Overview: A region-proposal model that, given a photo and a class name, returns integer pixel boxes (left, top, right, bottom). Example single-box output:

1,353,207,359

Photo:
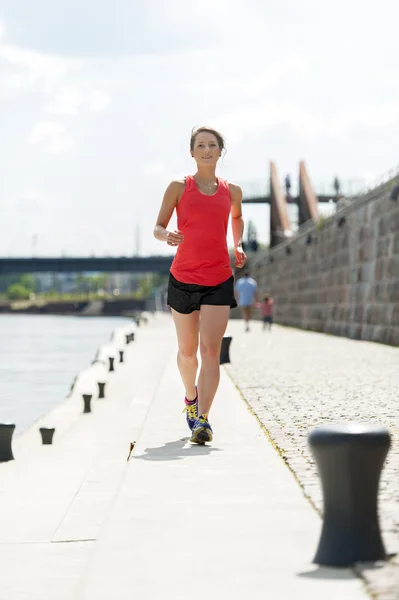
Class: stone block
375,259,384,281
389,212,399,233
391,305,399,327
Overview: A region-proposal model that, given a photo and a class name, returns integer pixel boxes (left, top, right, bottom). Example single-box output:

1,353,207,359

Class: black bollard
39,427,55,445
109,357,115,372
83,394,92,413
0,423,15,462
220,336,232,364
119,350,124,363
308,423,391,566
125,334,130,345
98,381,106,399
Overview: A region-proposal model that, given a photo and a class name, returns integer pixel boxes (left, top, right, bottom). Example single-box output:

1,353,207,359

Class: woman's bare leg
171,308,200,400
197,305,230,416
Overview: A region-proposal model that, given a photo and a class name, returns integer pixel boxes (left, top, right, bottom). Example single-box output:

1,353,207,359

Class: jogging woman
153,126,246,444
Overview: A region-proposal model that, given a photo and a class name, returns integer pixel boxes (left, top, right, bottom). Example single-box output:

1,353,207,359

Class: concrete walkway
0,314,369,599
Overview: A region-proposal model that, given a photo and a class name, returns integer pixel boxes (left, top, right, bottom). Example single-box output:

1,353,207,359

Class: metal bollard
119,350,124,363
98,381,106,399
39,427,55,445
0,423,15,462
125,334,130,344
308,423,391,566
83,394,92,413
109,357,115,372
220,336,232,364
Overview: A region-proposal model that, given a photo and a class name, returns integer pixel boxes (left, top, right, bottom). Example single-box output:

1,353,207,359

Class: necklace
195,177,218,191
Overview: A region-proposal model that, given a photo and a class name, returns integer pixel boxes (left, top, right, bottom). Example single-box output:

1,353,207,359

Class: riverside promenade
0,313,394,599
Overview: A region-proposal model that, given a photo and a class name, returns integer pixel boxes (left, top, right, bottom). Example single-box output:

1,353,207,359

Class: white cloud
20,192,42,203
0,44,77,94
143,162,168,178
0,37,109,119
88,89,110,112
48,86,110,115
211,99,399,146
29,121,74,153
48,86,83,115
17,193,50,214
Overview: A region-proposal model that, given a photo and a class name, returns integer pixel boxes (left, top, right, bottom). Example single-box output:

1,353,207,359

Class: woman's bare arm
229,183,247,268
154,180,185,246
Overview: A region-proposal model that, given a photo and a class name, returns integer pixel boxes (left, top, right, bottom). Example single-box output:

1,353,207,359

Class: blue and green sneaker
190,414,213,444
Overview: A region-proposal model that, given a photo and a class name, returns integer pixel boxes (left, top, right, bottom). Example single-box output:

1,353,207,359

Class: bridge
0,256,174,275
241,160,349,247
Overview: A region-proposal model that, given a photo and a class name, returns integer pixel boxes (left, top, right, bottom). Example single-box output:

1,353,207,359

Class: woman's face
191,132,221,168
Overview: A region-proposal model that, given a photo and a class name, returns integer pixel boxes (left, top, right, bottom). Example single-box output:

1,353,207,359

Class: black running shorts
167,273,237,314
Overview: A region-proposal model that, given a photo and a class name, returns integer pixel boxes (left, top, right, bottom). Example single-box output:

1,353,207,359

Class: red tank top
170,175,233,286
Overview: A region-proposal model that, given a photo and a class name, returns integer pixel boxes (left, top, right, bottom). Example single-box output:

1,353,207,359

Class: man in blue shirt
235,273,258,332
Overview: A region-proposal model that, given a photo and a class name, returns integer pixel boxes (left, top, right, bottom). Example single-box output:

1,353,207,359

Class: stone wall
250,181,399,346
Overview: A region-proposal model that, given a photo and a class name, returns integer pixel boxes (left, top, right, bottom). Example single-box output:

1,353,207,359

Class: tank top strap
217,177,230,194
184,175,195,192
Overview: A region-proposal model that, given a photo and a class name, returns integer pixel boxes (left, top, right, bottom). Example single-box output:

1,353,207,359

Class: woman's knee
178,344,198,361
199,340,221,361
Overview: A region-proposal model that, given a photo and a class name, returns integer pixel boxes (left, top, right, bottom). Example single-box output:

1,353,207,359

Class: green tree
135,274,154,299
7,283,31,300
90,274,107,291
20,274,36,292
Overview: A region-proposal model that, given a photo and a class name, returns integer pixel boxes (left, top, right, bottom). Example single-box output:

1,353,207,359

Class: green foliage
0,273,36,294
135,275,153,299
134,274,168,299
316,214,334,231
19,274,36,291
7,283,31,300
74,273,107,294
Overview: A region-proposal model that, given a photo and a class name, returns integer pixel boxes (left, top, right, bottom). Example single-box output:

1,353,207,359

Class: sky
0,0,398,257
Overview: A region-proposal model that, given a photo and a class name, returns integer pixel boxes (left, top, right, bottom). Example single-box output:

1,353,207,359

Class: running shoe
190,414,213,444
182,386,198,431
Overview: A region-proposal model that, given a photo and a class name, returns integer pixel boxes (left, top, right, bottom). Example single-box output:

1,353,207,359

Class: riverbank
0,297,149,317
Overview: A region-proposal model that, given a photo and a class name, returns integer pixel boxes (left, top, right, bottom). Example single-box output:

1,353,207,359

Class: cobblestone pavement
225,320,399,600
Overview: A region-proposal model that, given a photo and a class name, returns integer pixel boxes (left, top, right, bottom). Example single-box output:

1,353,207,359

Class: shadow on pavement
133,437,223,461
297,566,360,580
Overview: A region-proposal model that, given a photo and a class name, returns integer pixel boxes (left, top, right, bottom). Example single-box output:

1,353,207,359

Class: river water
0,314,130,435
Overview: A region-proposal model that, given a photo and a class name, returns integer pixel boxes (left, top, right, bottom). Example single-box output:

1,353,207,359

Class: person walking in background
153,125,247,445
261,294,274,331
235,272,258,332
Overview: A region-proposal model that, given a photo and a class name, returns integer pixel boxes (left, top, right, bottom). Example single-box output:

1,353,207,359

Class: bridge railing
240,180,270,199
241,177,369,201
250,162,399,263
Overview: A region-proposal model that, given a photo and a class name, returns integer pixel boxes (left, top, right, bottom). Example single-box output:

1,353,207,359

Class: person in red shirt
153,126,247,444
261,294,274,331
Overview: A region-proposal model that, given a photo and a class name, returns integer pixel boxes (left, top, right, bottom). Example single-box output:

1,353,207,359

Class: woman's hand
234,244,247,268
166,230,184,246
